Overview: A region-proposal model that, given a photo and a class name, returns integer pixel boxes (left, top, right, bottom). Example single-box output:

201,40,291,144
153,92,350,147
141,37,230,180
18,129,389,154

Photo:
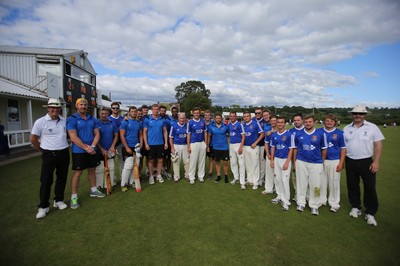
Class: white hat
349,105,368,114
43,98,62,108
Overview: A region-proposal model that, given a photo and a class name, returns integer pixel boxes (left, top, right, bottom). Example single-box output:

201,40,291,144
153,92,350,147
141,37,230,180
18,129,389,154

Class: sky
0,0,399,109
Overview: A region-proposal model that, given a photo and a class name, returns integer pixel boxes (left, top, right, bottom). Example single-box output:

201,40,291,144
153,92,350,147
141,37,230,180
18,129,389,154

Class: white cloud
0,0,399,107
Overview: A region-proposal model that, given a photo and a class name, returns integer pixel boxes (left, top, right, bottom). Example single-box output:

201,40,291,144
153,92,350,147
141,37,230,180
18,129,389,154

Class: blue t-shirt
169,123,187,145
143,116,166,145
67,112,98,153
108,115,124,128
322,128,346,160
97,119,118,150
120,119,142,147
227,121,245,144
208,123,229,151
293,128,327,164
253,117,267,146
270,130,293,159
187,118,207,143
243,120,263,146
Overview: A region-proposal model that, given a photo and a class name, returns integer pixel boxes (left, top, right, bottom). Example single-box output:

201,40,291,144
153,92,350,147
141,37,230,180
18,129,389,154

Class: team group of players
32,98,384,227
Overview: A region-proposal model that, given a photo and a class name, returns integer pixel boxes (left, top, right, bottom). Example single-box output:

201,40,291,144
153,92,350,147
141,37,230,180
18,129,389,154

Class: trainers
199,178,204,183
149,176,155,185
230,179,238,185
330,207,339,213
261,190,272,195
296,205,305,212
121,186,128,192
70,198,80,209
53,200,67,210
240,184,246,190
349,208,362,218
271,197,281,204
365,214,377,227
282,204,289,211
190,180,195,185
90,189,105,198
214,176,221,183
174,177,180,182
252,185,258,190
157,175,164,183
36,207,49,219
311,208,319,216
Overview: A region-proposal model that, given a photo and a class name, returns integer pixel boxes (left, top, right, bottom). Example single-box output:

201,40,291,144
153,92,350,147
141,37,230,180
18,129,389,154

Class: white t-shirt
31,114,69,150
343,120,384,160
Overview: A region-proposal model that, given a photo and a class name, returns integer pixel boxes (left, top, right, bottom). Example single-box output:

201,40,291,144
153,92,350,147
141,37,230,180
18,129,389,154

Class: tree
175,80,212,113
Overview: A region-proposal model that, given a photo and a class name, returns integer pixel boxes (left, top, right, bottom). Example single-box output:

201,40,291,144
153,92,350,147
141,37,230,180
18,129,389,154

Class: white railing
4,130,32,148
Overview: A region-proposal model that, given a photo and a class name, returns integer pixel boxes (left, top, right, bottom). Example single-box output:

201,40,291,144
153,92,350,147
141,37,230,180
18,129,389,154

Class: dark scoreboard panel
64,76,96,107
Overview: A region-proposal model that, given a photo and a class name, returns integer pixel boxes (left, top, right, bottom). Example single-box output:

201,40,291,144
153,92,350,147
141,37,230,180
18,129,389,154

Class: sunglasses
111,107,120,110
255,112,261,115
352,113,365,116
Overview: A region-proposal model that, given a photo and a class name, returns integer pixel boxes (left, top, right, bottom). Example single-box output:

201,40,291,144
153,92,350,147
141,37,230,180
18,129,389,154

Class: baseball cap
75,98,88,106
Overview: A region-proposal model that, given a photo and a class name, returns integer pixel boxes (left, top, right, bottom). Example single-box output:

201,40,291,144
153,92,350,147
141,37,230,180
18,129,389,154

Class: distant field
0,126,399,265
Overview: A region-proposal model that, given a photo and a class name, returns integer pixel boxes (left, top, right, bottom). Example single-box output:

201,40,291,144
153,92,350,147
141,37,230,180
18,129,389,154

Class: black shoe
215,176,221,183
224,176,229,183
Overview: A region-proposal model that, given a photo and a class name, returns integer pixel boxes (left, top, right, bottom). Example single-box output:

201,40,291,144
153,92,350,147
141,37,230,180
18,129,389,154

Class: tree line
175,80,399,125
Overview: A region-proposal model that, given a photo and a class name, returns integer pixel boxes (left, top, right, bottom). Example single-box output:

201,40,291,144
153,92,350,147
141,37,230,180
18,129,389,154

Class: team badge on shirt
312,135,317,141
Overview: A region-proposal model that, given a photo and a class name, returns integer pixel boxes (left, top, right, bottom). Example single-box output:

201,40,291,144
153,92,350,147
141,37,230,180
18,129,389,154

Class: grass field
0,126,399,265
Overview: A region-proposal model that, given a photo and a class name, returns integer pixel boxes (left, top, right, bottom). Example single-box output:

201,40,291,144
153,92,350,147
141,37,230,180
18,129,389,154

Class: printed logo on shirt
332,134,337,140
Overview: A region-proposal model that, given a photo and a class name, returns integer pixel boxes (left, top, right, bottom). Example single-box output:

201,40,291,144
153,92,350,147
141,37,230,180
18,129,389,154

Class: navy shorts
213,149,229,162
148,145,165,159
72,153,99,170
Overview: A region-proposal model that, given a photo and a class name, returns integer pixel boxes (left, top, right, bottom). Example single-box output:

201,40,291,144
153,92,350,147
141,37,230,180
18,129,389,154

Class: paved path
0,152,41,167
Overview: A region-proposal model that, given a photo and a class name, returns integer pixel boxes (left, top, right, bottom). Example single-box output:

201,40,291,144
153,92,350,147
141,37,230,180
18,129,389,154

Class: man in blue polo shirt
120,106,143,192
143,104,168,184
243,111,264,190
270,116,294,211
108,102,124,184
227,112,246,189
187,107,207,184
95,107,118,192
169,113,189,182
67,98,104,209
207,113,230,183
292,114,327,215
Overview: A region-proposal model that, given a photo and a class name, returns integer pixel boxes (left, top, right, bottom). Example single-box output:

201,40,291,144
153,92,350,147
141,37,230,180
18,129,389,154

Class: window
37,57,61,76
65,62,95,85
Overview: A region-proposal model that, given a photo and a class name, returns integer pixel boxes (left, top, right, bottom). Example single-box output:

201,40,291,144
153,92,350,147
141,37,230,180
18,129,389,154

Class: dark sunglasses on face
255,112,261,115
352,113,365,116
111,107,120,110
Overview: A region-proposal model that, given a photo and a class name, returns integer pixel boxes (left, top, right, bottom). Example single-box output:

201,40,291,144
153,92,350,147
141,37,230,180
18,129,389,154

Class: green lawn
0,126,399,265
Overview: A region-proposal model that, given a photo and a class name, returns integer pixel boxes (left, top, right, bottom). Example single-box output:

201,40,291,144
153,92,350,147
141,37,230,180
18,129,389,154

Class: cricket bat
104,155,112,195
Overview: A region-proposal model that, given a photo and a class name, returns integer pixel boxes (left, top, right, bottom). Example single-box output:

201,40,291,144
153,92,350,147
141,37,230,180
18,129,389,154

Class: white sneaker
53,200,67,210
311,208,319,216
36,207,49,219
282,204,289,211
230,179,238,185
252,185,258,190
149,176,155,185
261,190,272,195
365,214,377,226
190,180,195,185
349,208,361,218
271,197,281,204
240,184,246,190
330,206,339,213
157,175,164,183
296,205,305,212
199,178,204,183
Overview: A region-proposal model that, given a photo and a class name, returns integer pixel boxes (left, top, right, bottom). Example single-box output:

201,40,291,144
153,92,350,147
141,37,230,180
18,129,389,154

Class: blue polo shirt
208,123,229,151
227,121,245,144
169,123,187,145
143,115,166,145
97,119,118,150
187,118,207,143
120,119,142,147
270,130,293,159
108,115,124,128
67,112,98,153
293,128,327,163
322,127,346,160
243,120,263,146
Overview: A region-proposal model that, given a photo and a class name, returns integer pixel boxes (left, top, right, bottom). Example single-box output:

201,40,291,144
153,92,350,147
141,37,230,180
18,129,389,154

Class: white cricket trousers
243,146,259,185
264,155,274,192
322,159,341,209
274,158,292,205
95,158,115,188
258,146,266,184
172,144,189,180
229,143,245,185
188,141,206,181
295,160,323,209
